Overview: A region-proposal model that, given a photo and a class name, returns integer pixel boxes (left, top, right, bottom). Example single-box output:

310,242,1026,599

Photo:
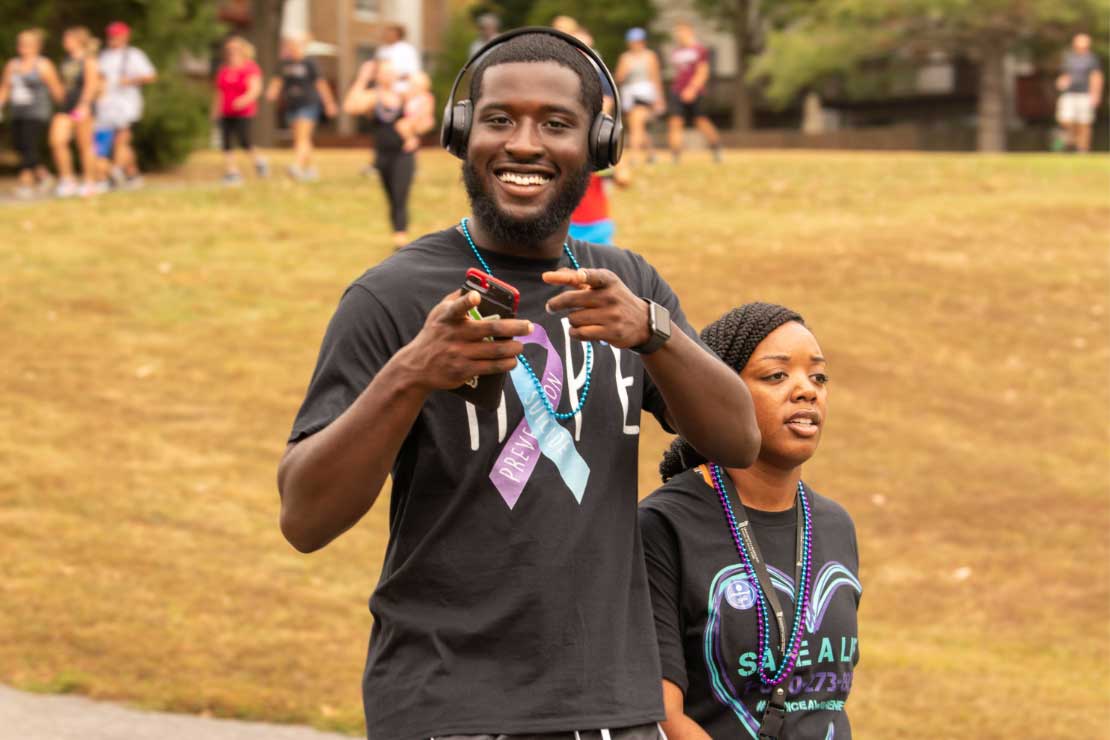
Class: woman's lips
785,419,820,438
784,410,820,438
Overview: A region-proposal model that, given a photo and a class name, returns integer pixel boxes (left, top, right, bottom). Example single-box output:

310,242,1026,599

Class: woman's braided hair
659,302,805,482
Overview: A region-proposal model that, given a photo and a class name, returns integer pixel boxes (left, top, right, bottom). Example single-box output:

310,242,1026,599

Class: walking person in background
0,28,63,199
212,35,268,185
266,35,337,182
667,21,721,164
641,303,861,740
375,24,421,91
98,21,157,188
50,26,100,198
1056,32,1103,154
568,168,627,246
344,60,433,248
616,27,664,166
468,13,501,59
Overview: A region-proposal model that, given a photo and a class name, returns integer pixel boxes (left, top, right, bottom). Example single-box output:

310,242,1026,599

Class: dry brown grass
1,149,1107,737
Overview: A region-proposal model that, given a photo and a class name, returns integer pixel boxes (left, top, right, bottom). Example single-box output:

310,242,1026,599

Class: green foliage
464,0,656,68
751,0,1110,106
524,0,655,65
0,0,220,67
431,5,477,127
132,77,210,170
0,0,223,170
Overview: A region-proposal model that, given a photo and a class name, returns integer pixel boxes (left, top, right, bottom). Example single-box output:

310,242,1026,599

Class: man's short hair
468,32,603,121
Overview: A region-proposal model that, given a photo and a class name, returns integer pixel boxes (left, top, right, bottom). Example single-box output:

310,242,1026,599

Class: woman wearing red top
212,36,268,184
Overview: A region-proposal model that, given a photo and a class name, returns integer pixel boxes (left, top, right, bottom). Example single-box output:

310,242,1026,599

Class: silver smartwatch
631,299,672,355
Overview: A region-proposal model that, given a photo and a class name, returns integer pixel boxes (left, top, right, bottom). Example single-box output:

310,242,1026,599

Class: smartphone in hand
451,268,521,410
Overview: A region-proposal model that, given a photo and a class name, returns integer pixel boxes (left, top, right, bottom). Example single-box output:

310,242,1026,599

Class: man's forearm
277,348,429,552
643,329,760,468
660,715,712,740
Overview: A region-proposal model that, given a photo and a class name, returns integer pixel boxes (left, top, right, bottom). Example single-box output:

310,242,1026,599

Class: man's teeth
497,172,551,185
789,418,814,425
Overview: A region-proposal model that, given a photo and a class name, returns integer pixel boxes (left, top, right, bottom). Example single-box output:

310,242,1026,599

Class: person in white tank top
615,28,664,166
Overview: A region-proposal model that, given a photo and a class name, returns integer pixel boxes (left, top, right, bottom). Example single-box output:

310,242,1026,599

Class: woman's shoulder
640,468,715,519
803,484,856,531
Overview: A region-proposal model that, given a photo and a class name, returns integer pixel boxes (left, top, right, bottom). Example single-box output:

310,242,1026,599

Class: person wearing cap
616,28,664,166
97,21,157,187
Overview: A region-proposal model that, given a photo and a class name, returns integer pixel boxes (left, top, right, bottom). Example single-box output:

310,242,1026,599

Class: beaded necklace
708,462,813,687
459,216,593,421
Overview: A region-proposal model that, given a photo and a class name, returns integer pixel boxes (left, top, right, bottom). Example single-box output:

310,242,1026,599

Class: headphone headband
441,26,623,170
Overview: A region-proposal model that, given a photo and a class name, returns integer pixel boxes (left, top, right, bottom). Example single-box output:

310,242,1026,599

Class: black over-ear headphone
440,26,623,171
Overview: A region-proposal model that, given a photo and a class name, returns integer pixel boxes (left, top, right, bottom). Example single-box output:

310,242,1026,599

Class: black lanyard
718,472,804,656
716,473,804,740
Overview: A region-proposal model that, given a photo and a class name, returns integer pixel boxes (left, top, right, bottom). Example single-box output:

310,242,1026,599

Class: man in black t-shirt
279,31,760,740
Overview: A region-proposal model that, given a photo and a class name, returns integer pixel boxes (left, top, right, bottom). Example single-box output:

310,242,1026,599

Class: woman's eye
812,373,830,384
762,372,787,382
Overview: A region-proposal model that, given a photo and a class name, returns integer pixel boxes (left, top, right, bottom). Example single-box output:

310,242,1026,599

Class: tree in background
524,0,655,67
751,0,1110,151
247,0,283,147
461,0,655,70
0,0,223,169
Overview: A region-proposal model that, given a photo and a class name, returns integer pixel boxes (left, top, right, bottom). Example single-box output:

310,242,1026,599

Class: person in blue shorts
265,34,337,182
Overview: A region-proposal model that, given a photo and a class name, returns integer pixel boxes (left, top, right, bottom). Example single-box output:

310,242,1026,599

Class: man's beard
463,158,592,248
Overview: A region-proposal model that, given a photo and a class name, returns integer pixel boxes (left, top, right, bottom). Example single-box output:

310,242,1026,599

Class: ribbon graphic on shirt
489,323,590,508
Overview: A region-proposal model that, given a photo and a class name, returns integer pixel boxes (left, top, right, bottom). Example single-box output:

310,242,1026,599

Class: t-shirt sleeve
288,284,404,443
637,256,703,431
246,60,261,81
133,48,156,78
639,505,689,693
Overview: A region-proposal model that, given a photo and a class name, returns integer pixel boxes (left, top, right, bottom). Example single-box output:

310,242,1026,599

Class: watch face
655,302,672,339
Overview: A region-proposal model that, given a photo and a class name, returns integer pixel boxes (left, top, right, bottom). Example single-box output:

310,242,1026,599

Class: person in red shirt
568,167,632,246
667,21,721,163
211,35,268,184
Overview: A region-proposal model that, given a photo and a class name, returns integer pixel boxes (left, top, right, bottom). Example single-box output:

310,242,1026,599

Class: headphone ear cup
439,101,454,152
608,114,624,168
590,114,614,171
446,100,472,159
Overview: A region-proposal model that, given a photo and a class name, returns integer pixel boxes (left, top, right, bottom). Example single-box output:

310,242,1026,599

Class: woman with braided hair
639,303,861,739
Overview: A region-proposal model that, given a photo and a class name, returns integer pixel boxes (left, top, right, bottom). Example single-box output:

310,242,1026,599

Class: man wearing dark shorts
278,29,760,740
667,21,721,163
1055,32,1103,153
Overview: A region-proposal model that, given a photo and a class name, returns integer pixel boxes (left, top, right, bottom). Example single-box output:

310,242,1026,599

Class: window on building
354,0,381,21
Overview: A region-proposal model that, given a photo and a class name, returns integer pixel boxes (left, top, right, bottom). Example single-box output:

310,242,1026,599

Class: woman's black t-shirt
280,57,319,108
369,99,404,152
639,467,861,739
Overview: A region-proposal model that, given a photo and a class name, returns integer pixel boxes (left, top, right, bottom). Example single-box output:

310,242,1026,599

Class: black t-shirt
639,468,861,739
369,100,404,152
281,57,319,108
289,226,698,740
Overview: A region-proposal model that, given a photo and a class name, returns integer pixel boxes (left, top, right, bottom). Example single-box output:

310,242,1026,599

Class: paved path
0,686,354,740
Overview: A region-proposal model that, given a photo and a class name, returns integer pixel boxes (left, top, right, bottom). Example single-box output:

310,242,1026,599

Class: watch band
631,299,672,355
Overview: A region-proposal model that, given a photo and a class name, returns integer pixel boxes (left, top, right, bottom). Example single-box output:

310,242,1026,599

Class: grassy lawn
1,148,1107,737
